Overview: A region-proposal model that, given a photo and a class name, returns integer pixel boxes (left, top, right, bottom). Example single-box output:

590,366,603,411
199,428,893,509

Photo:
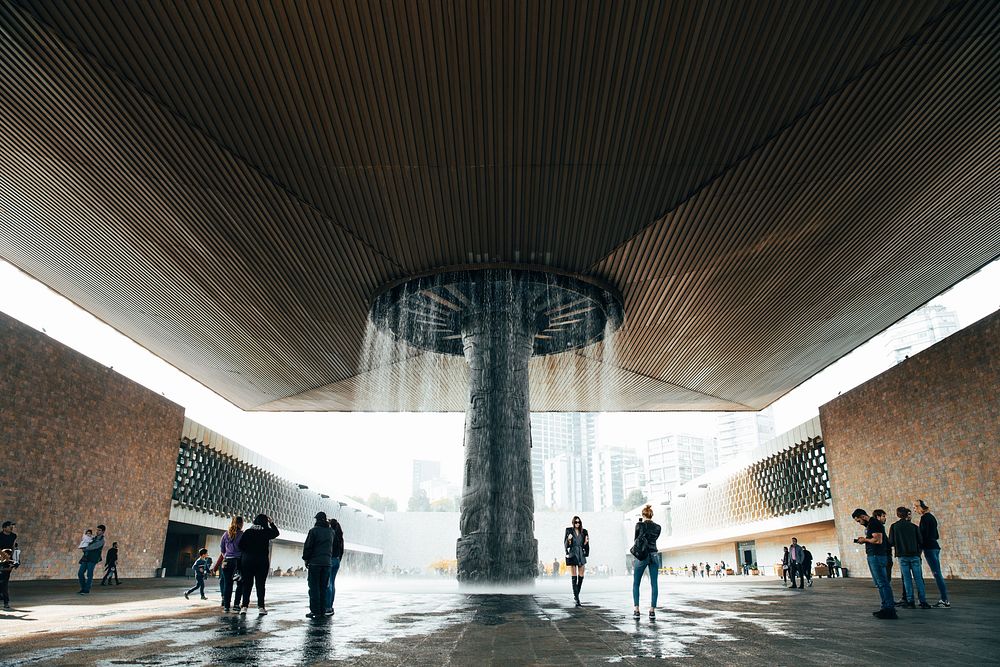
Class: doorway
736,540,757,573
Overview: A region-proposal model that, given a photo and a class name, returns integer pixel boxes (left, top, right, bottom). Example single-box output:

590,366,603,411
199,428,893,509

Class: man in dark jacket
325,518,345,615
801,547,814,587
77,525,105,595
101,542,120,585
889,507,930,608
303,512,333,618
915,499,950,608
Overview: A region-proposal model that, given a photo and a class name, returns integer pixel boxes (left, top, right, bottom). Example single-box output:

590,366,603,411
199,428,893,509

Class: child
1,548,19,610
184,548,212,600
78,529,94,550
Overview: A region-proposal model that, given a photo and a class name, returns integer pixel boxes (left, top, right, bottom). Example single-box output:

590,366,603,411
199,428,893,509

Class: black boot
576,576,584,605
571,575,578,601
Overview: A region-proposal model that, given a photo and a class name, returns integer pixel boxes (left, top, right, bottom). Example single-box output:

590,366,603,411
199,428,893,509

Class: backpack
630,525,650,561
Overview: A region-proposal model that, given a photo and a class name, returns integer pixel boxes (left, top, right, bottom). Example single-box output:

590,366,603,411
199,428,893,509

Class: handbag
630,525,650,561
565,553,579,566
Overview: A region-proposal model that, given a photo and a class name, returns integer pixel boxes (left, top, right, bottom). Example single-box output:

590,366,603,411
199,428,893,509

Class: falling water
361,268,622,583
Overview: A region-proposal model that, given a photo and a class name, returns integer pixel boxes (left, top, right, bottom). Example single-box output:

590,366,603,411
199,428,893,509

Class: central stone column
456,285,538,583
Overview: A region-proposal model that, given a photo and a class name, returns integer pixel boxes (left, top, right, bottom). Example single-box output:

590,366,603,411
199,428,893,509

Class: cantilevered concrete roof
1,0,998,411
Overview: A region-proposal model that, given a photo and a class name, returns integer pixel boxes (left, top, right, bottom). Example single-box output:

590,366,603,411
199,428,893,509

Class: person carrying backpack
631,504,662,620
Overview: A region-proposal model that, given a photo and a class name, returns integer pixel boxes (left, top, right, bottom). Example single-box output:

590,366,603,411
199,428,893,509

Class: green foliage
618,488,647,511
407,489,432,512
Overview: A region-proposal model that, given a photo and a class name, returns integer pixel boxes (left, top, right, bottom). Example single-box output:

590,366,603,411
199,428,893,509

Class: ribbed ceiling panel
1,0,997,411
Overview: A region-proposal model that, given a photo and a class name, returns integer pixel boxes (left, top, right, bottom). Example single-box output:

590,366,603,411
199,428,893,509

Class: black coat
330,520,345,559
564,527,590,557
239,523,279,559
303,521,333,566
635,521,661,553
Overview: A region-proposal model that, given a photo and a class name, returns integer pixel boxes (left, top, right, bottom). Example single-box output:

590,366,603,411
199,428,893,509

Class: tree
618,489,647,511
348,493,398,513
430,497,457,512
407,489,432,512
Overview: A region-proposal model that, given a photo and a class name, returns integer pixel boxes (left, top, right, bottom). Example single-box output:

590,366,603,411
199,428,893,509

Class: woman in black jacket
564,516,589,607
632,504,662,619
237,514,279,615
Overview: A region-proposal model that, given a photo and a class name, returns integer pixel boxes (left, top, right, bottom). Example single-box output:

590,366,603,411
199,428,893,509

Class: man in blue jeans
888,507,931,609
325,518,344,615
852,509,896,619
77,524,106,595
915,499,951,608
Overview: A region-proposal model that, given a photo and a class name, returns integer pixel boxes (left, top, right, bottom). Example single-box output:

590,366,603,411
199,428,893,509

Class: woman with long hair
632,504,662,619
564,515,589,607
236,514,279,615
213,515,243,613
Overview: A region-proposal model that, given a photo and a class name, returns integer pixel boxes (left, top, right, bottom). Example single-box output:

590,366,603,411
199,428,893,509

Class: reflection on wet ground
2,577,998,665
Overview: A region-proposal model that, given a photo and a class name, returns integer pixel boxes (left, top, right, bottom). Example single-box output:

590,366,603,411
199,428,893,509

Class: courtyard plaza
1,575,997,665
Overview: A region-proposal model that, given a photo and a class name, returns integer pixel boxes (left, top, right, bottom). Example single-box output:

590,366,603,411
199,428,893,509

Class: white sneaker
258,607,268,615
239,606,247,615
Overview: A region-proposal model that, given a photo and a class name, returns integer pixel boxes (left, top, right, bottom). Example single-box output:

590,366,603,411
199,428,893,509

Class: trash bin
154,567,167,578
841,567,849,578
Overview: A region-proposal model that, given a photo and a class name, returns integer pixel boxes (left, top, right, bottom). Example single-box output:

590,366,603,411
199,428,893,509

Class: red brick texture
0,312,185,579
820,309,1000,580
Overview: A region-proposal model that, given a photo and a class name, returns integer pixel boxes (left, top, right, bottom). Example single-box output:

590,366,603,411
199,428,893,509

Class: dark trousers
1,571,10,605
308,565,330,615
186,575,206,597
789,563,804,587
239,556,269,609
102,563,119,585
221,558,241,609
782,564,789,582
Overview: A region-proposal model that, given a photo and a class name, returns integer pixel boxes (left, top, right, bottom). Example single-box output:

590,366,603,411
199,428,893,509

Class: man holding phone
852,508,897,619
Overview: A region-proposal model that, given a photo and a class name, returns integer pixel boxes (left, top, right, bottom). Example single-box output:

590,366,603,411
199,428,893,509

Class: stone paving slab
1,576,998,665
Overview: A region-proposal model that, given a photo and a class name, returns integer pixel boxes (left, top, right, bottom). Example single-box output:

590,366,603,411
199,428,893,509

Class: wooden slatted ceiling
0,0,997,412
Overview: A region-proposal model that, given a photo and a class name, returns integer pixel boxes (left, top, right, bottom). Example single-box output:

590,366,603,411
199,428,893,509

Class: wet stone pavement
1,577,998,665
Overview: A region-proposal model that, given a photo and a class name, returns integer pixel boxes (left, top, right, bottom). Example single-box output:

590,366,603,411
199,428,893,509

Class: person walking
551,557,560,578
788,538,805,589
889,507,931,609
564,516,589,607
631,504,662,620
826,553,836,578
0,548,19,610
236,514,279,615
213,516,244,613
101,542,120,585
833,555,842,577
915,499,951,608
77,524,106,595
325,518,344,615
851,508,896,619
781,546,791,586
185,548,212,600
802,546,814,587
303,512,333,619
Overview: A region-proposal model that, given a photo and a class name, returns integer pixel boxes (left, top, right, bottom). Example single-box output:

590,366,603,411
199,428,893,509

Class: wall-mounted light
320,494,330,499
297,484,309,490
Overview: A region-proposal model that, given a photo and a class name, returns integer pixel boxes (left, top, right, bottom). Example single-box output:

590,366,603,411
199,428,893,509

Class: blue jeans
866,554,893,610
325,557,341,609
897,556,926,604
78,561,98,592
632,553,660,607
922,549,949,602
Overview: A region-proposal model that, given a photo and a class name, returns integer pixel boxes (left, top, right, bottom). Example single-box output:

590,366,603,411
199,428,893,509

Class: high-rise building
591,445,643,511
885,304,960,364
715,408,775,466
530,413,597,511
645,433,717,498
412,459,441,497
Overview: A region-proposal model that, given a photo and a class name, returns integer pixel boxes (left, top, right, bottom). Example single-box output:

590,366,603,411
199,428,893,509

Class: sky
2,258,998,507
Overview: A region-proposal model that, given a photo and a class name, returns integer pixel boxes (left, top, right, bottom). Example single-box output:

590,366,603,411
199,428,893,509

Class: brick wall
820,308,1000,580
0,312,185,579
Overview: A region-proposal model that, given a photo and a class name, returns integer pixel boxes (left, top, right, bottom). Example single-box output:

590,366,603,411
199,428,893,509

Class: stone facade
821,309,1000,580
0,312,184,579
